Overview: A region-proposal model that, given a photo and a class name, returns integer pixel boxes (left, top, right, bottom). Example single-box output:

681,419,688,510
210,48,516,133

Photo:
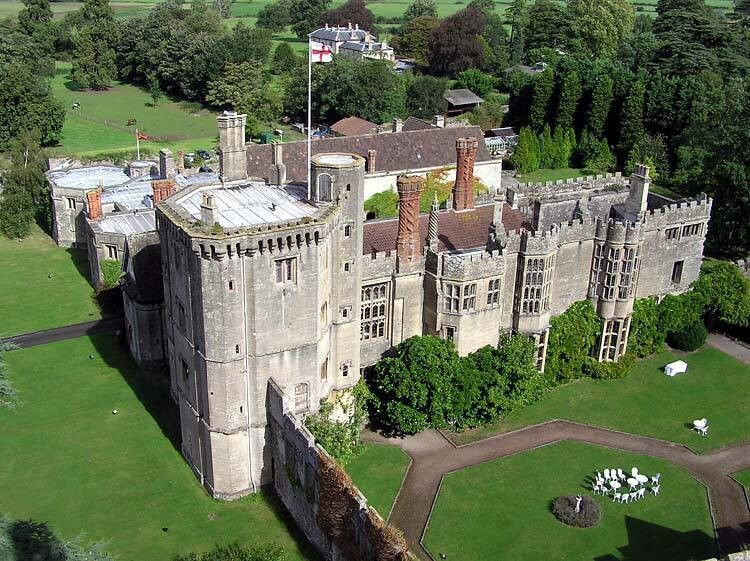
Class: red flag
136,132,150,141
310,41,333,63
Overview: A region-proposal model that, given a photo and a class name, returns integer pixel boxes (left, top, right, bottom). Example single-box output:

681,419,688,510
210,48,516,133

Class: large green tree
405,74,448,119
71,0,119,89
393,15,439,64
0,131,51,239
528,67,554,132
568,0,635,58
554,66,582,131
525,0,571,53
618,78,646,159
403,0,438,20
427,8,486,76
586,72,613,137
0,63,64,149
319,0,374,31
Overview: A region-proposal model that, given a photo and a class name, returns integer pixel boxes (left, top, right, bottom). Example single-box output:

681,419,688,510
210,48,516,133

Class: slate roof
362,203,529,254
444,89,484,107
340,41,392,53
402,117,434,132
246,126,492,183
309,26,369,42
330,116,378,137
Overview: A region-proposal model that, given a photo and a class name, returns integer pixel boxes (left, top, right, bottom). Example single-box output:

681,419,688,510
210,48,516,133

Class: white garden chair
613,493,621,503
651,484,660,496
637,488,646,500
617,468,626,481
631,467,639,477
651,473,661,485
604,468,611,481
621,493,630,504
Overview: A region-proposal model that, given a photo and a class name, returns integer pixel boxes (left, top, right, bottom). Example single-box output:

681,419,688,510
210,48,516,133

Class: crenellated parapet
362,248,398,281
441,249,504,281
505,216,593,254
507,172,628,207
643,193,712,230
594,217,645,245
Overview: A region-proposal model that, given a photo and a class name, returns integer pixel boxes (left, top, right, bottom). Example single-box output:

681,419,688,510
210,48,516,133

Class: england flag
310,41,333,63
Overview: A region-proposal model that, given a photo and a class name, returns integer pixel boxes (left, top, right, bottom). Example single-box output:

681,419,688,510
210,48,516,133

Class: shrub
629,298,665,357
545,300,601,384
552,495,601,528
173,542,287,561
584,352,635,380
667,322,707,351
100,259,123,290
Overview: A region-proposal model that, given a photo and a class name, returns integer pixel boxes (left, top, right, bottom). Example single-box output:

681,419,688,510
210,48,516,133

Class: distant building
444,89,484,116
309,24,394,61
485,127,519,156
330,116,378,137
504,62,549,76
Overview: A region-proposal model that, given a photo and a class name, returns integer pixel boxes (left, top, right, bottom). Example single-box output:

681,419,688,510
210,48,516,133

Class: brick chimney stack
453,137,478,211
367,149,377,173
151,178,177,204
396,175,424,268
87,188,103,221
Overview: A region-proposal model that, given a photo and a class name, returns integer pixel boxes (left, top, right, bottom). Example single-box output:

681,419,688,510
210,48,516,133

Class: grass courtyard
450,348,750,454
0,335,317,561
346,443,411,519
0,224,100,337
733,469,750,492
424,440,717,561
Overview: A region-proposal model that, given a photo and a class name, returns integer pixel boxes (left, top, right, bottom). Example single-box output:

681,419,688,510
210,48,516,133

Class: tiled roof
362,203,529,254
246,126,492,183
402,116,434,132
330,116,377,137
310,26,369,42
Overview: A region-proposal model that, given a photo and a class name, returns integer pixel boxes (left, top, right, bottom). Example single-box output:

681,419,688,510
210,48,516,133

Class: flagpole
135,128,141,160
307,37,312,201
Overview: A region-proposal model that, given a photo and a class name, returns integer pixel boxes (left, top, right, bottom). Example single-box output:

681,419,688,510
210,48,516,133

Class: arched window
318,174,332,202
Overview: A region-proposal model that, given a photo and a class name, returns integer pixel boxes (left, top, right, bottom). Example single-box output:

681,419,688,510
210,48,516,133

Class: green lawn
517,167,589,184
733,469,750,492
50,62,220,157
346,443,411,519
451,348,750,454
0,335,317,561
424,441,717,561
0,224,101,337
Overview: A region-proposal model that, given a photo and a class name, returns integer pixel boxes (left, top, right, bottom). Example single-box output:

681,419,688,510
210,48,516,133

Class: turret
625,164,650,216
217,111,248,182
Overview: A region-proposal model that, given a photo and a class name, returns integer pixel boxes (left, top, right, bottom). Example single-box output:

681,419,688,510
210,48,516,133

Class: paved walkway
365,421,750,560
708,333,750,363
1,316,123,349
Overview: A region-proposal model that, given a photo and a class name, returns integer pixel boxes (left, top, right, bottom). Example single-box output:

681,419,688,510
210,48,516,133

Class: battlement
441,249,504,280
509,172,626,200
505,216,593,253
594,216,644,244
644,193,712,228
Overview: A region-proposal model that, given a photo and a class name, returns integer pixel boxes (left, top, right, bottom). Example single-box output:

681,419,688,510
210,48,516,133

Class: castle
47,112,711,500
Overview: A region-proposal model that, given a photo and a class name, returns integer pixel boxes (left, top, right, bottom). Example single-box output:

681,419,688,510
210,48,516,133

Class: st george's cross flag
310,41,333,63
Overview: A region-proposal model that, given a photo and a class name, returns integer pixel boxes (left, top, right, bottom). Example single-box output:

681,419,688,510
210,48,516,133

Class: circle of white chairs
591,467,661,504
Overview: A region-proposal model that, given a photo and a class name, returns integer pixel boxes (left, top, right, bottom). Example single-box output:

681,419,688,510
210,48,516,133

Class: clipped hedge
552,495,601,528
667,322,707,351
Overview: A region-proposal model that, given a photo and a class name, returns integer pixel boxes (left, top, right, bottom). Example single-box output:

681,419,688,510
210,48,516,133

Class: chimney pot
367,149,377,173
433,114,445,128
392,118,403,133
151,179,177,204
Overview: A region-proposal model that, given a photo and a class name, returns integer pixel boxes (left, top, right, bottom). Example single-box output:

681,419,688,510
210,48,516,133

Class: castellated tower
217,111,248,182
156,152,365,499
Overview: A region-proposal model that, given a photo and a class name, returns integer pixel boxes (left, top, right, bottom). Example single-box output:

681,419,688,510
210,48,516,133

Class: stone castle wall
267,379,412,561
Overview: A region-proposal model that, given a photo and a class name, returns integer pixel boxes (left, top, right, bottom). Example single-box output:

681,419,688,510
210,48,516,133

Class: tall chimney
151,179,176,204
201,192,217,226
87,188,103,221
392,118,403,133
396,175,424,269
159,148,175,179
433,115,445,128
367,149,377,173
453,137,478,211
625,164,650,216
270,141,286,186
217,111,248,182
176,150,185,173
427,192,439,252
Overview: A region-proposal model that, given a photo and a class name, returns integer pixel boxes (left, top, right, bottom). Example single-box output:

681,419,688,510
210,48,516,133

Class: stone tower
217,111,248,182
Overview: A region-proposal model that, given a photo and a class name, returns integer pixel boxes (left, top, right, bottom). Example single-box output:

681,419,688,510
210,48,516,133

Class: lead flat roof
97,210,156,236
174,182,317,229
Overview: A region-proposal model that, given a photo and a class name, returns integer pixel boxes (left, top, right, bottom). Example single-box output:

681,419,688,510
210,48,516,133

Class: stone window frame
462,283,477,311
66,197,77,210
487,278,501,306
294,382,309,412
681,223,702,237
665,227,680,240
361,282,390,341
672,260,684,284
340,305,352,320
105,244,119,260
317,173,333,202
444,325,456,341
444,282,461,313
275,256,297,284
521,255,554,315
599,317,630,362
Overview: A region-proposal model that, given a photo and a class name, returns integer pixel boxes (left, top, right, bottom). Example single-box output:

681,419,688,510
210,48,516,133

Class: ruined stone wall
267,379,412,561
